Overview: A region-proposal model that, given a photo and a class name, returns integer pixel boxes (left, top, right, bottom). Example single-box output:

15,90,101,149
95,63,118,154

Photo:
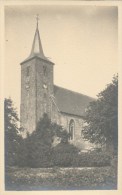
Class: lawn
5,164,117,191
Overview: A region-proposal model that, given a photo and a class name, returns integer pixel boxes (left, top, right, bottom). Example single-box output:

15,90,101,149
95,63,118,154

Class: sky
5,5,118,115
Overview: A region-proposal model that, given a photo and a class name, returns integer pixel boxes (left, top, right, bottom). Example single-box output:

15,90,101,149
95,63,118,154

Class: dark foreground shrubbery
17,114,71,168
17,137,53,168
72,151,111,167
51,143,111,167
17,139,111,168
12,114,112,168
52,142,79,167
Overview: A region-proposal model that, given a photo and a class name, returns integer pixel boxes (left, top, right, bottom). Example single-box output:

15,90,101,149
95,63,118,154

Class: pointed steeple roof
30,26,44,56
29,20,47,59
21,16,53,64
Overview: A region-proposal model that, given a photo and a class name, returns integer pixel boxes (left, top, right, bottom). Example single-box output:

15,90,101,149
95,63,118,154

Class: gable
54,85,95,117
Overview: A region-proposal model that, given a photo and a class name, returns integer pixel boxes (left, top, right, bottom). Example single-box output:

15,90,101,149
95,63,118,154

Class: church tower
20,17,54,135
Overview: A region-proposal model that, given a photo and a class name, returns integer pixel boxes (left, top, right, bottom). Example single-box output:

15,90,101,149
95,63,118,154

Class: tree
82,75,118,155
4,98,22,166
18,114,70,167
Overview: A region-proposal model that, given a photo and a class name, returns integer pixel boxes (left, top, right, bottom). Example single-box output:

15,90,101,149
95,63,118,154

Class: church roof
21,21,53,65
54,85,95,117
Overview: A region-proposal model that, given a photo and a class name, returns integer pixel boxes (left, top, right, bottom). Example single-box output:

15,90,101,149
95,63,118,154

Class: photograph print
4,4,118,191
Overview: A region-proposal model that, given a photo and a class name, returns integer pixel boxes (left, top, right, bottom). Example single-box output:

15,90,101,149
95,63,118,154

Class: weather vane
36,14,39,28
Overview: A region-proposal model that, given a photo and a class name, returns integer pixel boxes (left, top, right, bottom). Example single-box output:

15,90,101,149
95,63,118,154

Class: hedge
52,144,111,167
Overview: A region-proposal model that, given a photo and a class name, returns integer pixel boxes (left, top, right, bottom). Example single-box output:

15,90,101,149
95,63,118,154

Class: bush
51,142,111,167
16,113,112,168
72,151,111,167
16,138,29,167
28,143,53,168
17,114,69,168
17,132,53,168
52,142,79,167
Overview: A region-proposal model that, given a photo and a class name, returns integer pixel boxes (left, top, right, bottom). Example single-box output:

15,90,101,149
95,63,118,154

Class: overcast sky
5,5,118,114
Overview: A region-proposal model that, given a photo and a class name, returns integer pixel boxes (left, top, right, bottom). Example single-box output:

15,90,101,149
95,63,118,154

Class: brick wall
20,57,54,136
51,111,91,150
20,58,37,135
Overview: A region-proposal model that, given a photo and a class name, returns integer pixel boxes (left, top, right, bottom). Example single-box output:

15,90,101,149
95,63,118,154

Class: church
20,20,94,148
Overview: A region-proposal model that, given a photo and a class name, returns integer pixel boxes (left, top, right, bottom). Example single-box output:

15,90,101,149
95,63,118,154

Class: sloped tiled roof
54,85,94,117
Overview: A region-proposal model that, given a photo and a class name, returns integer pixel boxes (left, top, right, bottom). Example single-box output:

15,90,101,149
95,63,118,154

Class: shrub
52,142,79,167
17,132,53,168
17,114,69,168
72,151,111,167
51,142,111,167
16,138,29,167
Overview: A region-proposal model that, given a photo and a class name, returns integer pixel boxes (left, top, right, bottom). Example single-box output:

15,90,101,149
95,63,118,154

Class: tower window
26,66,30,77
69,119,75,140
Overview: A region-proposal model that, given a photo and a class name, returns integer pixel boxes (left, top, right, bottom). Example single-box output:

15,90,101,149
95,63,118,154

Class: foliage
52,142,79,167
34,113,69,145
17,114,69,168
5,166,117,190
4,98,19,131
82,75,118,154
16,136,30,167
52,142,111,167
56,129,69,143
72,151,111,167
20,134,53,168
4,98,22,166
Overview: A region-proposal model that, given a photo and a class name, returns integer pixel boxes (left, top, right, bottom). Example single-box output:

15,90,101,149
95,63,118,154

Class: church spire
36,14,39,29
30,14,45,59
21,15,54,64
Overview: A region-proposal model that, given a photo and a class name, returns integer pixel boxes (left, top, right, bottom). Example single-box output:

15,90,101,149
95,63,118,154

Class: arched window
69,119,75,140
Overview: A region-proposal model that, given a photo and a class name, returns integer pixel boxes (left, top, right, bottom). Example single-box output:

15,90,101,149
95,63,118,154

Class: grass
5,163,117,191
